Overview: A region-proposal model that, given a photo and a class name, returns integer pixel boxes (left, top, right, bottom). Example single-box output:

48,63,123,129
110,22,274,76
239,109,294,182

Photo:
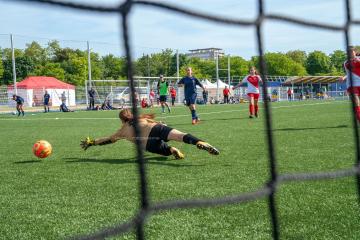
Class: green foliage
102,54,126,79
286,50,307,66
0,40,349,86
306,51,332,75
252,52,307,76
330,50,346,74
24,41,46,65
32,62,65,80
61,53,87,85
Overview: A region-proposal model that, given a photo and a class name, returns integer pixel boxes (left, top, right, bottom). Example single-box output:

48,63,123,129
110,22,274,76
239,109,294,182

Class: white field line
0,101,346,121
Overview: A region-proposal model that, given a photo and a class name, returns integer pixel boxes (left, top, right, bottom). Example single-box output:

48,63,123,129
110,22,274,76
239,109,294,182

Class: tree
32,62,65,80
252,52,307,76
61,52,87,85
330,50,346,74
102,54,126,79
286,50,307,66
25,41,46,65
306,51,332,75
2,55,35,84
89,52,104,80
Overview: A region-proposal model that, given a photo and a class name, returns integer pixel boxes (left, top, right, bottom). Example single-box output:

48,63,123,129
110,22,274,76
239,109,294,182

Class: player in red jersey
233,67,263,118
340,46,360,122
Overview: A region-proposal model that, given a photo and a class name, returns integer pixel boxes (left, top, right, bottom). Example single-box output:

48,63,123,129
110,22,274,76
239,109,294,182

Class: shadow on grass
14,160,42,164
272,124,349,132
64,156,204,167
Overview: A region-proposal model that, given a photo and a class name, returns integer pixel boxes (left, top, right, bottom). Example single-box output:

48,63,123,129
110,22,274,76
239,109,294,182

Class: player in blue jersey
178,67,205,125
43,90,50,113
12,94,25,116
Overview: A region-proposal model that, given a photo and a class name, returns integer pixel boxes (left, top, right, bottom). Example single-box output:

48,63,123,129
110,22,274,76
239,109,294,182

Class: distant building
186,48,225,60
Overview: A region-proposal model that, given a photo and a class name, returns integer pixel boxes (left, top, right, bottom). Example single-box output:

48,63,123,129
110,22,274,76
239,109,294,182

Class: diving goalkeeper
80,108,219,159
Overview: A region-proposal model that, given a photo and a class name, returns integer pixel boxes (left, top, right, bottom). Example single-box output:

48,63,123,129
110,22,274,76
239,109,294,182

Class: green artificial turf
0,100,359,239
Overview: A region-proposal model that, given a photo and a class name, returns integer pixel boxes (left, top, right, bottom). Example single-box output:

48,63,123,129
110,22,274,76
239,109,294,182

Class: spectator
223,86,230,104
149,89,155,107
170,86,176,106
60,102,74,112
202,88,208,104
88,87,96,110
141,98,150,108
43,90,50,113
287,88,292,101
61,91,67,103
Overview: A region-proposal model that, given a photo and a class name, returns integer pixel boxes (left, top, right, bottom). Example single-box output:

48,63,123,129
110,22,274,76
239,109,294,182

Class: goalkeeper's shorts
146,124,173,156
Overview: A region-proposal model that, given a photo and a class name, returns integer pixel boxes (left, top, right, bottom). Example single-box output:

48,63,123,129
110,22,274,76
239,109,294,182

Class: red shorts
347,87,360,96
247,93,260,100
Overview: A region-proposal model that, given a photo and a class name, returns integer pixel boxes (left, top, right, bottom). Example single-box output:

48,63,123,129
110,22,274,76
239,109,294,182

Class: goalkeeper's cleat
171,147,184,159
196,141,220,155
80,137,95,150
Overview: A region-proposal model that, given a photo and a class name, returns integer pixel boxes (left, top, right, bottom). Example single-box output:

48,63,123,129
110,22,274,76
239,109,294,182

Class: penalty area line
0,101,339,122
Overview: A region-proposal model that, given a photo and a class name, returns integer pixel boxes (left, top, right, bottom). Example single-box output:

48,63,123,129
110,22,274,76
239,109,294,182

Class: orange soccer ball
33,140,52,158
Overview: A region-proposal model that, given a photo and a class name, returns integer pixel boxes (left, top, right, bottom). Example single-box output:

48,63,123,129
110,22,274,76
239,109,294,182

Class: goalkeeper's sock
17,110,20,116
22,110,24,116
183,134,201,145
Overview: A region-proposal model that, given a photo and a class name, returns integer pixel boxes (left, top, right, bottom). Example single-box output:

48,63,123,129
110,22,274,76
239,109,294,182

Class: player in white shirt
340,46,360,122
233,67,263,118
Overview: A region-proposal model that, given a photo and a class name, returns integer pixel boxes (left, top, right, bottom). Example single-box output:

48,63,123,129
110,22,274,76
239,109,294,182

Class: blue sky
0,0,359,59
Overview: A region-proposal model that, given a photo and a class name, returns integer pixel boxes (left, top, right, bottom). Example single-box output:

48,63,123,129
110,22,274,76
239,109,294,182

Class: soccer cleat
249,115,254,119
196,141,220,155
196,117,200,123
171,147,184,159
192,119,197,125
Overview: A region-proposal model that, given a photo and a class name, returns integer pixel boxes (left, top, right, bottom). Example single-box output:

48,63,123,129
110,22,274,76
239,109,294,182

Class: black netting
4,0,360,239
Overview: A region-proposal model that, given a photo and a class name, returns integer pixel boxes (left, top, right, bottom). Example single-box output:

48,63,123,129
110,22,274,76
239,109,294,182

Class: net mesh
4,0,360,239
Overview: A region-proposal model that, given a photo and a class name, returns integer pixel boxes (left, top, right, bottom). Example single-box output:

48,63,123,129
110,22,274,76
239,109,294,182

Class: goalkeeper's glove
80,137,95,150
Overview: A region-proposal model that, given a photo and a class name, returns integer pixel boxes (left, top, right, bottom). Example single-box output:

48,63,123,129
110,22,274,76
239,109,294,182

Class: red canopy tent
8,76,76,107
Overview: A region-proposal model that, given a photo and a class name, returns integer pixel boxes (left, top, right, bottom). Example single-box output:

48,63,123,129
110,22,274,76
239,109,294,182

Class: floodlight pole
10,34,17,95
216,54,219,102
176,49,181,104
87,41,92,87
227,55,231,87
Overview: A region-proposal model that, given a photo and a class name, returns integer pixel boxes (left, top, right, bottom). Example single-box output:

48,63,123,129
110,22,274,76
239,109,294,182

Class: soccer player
157,75,171,113
178,67,205,124
233,66,263,118
43,90,50,113
80,108,220,159
12,94,25,116
340,46,360,122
